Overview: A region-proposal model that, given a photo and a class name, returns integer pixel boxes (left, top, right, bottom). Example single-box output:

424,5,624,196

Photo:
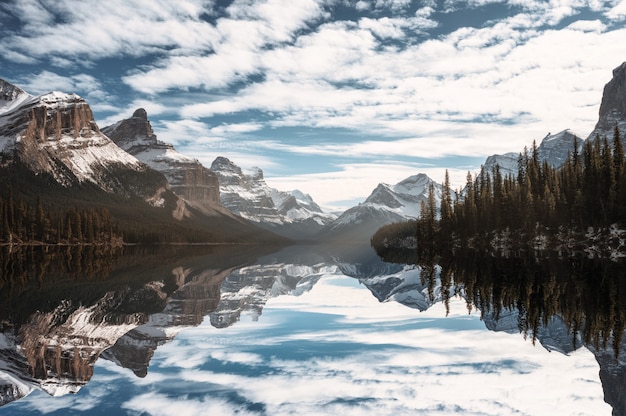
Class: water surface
0,244,617,415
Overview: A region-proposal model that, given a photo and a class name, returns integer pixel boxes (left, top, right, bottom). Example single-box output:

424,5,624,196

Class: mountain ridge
210,156,336,240
0,79,286,245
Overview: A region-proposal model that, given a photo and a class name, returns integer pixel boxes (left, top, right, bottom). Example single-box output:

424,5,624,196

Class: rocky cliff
102,109,226,217
210,156,335,239
0,84,166,201
588,62,626,142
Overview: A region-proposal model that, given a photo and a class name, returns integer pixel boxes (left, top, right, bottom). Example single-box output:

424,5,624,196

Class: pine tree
440,170,453,235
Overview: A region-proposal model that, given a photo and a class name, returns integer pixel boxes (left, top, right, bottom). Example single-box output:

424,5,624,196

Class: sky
1,0,626,211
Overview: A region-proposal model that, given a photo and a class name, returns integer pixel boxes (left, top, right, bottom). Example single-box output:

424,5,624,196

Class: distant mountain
484,129,584,177
210,156,336,240
588,61,626,143
318,173,442,242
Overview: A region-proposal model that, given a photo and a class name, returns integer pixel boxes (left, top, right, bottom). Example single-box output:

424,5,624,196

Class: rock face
102,109,222,211
0,79,26,103
0,82,166,200
588,62,626,142
318,173,442,242
210,156,335,239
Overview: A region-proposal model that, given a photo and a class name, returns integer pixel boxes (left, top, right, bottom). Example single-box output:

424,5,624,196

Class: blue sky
1,0,626,210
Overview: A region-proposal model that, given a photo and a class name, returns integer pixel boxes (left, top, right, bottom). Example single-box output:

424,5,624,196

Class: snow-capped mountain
102,109,235,219
210,156,336,239
484,129,584,177
0,81,162,200
318,173,442,242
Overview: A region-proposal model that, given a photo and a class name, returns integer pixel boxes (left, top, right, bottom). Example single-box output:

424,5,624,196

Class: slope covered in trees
372,126,626,255
0,163,288,246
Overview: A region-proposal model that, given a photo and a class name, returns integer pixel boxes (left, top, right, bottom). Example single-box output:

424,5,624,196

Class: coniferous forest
0,163,287,246
372,126,626,255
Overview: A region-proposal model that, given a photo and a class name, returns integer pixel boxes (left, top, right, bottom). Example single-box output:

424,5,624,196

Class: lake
0,244,620,415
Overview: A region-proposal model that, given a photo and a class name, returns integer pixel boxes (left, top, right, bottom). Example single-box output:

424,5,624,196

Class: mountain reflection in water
0,244,620,415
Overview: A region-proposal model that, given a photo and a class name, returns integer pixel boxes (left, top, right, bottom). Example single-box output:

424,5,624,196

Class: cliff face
101,266,234,377
588,62,626,142
0,88,167,200
102,109,222,211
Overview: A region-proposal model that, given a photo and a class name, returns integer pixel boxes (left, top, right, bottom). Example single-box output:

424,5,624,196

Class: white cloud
1,0,219,63
122,392,256,416
606,0,626,19
18,70,102,96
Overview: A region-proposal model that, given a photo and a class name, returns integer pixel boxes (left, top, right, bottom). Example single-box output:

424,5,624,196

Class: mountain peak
103,111,222,210
132,108,148,120
210,157,243,177
0,78,26,101
101,108,157,148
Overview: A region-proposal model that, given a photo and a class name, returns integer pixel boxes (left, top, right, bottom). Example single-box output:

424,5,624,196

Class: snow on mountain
0,81,165,200
319,173,442,242
0,79,30,117
102,109,236,219
484,129,584,176
210,156,336,239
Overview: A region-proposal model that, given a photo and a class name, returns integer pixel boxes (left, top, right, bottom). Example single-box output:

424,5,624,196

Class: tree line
0,190,121,245
373,126,626,251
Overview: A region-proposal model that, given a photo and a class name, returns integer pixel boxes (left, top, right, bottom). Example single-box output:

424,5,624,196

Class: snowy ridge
0,81,151,193
211,157,335,238
483,129,584,177
320,173,442,242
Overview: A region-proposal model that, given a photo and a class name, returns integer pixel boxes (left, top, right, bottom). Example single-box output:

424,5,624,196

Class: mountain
318,173,442,242
0,82,163,200
210,156,335,240
0,80,283,244
484,129,584,177
101,109,238,219
588,61,626,143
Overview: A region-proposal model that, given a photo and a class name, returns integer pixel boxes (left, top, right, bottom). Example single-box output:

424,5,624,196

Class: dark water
0,244,622,415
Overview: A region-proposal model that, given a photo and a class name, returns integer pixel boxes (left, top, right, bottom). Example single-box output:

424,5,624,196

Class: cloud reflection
116,273,609,416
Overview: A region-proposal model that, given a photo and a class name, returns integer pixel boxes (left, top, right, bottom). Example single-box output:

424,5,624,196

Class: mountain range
209,156,336,239
2,61,626,245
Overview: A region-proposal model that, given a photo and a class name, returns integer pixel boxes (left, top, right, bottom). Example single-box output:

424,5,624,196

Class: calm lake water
0,244,622,415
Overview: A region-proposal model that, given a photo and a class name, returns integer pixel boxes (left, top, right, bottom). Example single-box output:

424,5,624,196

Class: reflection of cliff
0,283,170,405
0,245,273,406
101,266,237,377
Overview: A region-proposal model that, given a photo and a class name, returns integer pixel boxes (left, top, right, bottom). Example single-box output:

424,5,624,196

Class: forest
372,126,626,254
0,162,287,246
